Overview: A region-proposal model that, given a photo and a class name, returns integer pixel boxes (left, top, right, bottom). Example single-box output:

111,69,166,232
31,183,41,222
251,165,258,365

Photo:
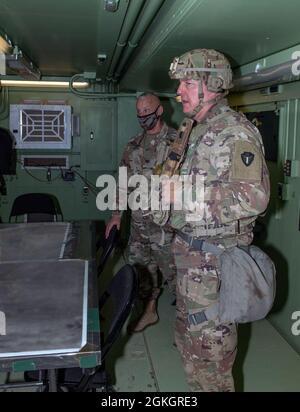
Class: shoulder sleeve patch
230,140,263,182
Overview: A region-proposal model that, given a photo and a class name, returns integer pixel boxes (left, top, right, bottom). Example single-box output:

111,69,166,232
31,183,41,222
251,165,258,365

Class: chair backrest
9,193,63,222
97,225,119,278
99,264,138,361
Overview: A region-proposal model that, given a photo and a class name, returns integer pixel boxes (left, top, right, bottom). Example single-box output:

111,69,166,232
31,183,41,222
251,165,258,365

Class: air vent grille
10,104,72,149
21,155,69,169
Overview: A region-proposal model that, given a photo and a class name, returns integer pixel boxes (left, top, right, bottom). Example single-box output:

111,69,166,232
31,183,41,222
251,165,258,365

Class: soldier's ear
157,104,163,117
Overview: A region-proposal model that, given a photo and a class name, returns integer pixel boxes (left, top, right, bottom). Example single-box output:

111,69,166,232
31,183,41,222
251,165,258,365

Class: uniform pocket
201,323,237,362
185,268,221,334
186,270,220,308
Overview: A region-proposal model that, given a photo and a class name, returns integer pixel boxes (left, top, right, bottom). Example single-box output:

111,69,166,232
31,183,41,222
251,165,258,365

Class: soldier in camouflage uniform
106,93,177,332
164,49,270,391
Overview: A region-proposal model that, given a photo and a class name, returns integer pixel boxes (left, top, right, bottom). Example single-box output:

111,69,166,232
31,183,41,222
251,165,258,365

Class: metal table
0,222,72,262
0,221,101,376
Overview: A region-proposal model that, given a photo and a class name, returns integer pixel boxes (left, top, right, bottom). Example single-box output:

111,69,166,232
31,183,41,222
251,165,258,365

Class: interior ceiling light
104,0,119,12
0,34,12,54
6,47,41,80
0,80,90,89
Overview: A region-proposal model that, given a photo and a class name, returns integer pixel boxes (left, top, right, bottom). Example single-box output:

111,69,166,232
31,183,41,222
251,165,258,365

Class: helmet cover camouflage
169,49,233,93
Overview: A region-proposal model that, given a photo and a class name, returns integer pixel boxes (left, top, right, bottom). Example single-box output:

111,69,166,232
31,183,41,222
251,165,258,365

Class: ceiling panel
0,0,129,77
0,0,299,92
122,0,300,92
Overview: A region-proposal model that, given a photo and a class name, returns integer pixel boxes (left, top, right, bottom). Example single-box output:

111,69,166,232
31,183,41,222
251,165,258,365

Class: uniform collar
196,98,229,124
144,121,168,140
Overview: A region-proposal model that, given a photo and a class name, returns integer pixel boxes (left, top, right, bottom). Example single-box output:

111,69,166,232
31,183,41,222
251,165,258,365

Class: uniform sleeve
183,130,270,225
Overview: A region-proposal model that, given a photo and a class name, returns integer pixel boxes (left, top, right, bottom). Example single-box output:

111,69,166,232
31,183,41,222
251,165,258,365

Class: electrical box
278,183,291,201
291,160,300,178
283,159,300,178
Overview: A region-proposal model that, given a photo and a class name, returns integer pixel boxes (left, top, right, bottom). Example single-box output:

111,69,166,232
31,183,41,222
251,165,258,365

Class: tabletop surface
0,259,88,358
0,221,100,373
0,223,71,262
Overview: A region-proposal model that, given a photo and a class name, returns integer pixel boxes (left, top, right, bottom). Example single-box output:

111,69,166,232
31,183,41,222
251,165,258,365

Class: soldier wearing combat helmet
164,49,270,391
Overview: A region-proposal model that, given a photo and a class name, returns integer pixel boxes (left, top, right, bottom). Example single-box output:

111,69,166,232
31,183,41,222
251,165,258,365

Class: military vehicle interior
0,0,300,392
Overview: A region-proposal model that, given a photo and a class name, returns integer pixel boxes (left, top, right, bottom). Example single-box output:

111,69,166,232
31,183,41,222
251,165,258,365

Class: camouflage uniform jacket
116,122,177,222
169,99,270,247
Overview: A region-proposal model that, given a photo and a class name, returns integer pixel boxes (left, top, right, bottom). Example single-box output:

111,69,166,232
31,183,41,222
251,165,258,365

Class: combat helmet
169,49,233,93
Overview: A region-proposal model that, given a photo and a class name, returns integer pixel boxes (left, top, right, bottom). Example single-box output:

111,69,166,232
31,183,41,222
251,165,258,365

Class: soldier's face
136,97,162,131
177,79,200,114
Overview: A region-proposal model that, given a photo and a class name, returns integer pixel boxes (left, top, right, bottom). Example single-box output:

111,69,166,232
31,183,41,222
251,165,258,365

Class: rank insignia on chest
241,151,255,167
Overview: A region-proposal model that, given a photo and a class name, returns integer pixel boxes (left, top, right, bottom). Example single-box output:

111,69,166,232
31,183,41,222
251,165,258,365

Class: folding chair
9,193,63,222
97,225,119,278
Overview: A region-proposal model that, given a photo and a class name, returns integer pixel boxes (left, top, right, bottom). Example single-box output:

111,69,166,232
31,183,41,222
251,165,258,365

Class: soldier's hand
105,215,121,239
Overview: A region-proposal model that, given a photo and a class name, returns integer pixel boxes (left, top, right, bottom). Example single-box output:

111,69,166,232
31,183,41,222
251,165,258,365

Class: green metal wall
234,97,300,355
263,99,300,355
1,89,117,222
231,43,300,354
0,90,182,223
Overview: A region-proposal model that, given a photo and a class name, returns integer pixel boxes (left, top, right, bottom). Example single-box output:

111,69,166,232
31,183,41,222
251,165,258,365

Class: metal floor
107,291,300,392
1,254,300,392
105,256,300,393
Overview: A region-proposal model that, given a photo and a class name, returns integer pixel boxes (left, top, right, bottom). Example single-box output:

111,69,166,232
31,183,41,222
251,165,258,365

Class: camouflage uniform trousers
126,216,176,301
173,235,237,392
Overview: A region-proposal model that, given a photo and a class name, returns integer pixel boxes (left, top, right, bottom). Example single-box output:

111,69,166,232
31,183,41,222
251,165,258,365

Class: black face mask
137,106,160,131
